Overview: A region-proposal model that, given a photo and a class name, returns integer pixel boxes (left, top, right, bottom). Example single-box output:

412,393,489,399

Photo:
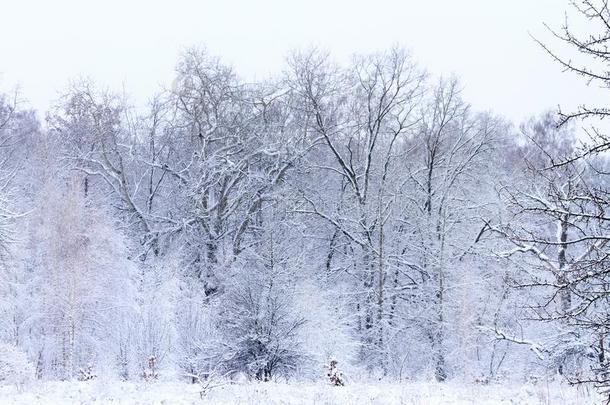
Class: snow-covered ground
0,380,601,405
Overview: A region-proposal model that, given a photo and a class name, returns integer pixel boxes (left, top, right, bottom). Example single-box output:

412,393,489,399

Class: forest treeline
0,3,610,389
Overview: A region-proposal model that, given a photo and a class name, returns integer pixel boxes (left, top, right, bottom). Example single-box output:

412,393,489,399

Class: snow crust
0,380,600,404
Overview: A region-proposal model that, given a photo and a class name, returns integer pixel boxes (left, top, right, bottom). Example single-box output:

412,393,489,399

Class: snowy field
0,380,601,405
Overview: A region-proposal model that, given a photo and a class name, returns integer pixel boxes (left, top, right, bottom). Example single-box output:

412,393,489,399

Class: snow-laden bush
220,280,306,381
0,343,34,387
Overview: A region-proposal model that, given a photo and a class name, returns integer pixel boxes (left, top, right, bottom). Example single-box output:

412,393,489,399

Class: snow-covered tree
24,174,137,379
0,342,34,387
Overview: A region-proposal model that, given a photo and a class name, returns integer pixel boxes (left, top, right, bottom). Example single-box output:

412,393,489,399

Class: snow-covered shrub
77,363,96,381
142,355,159,381
214,213,308,382
220,281,306,381
0,343,34,387
325,359,345,386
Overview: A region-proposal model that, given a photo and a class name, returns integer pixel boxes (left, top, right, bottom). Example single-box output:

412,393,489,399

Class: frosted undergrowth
0,380,600,405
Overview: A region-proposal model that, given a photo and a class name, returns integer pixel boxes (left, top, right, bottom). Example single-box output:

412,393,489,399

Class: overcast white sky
0,0,605,124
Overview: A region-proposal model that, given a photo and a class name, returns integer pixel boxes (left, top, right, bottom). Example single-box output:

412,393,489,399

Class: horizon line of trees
0,4,609,390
